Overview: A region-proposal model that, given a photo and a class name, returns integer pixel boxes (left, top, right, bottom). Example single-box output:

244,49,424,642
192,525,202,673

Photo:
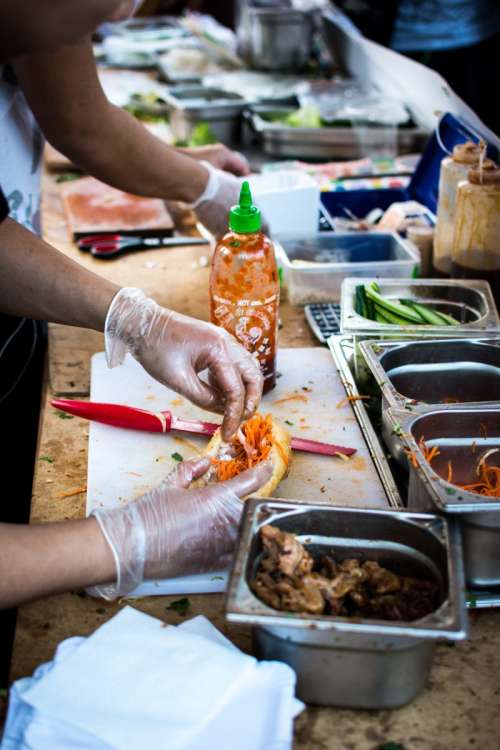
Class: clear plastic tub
274,231,420,305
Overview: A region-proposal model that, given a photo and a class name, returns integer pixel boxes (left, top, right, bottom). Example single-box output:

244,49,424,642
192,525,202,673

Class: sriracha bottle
210,181,279,393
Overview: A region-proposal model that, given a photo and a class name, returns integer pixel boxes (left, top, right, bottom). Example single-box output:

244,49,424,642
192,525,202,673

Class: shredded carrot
418,436,440,464
56,485,87,499
405,449,419,469
420,440,500,498
214,413,276,481
272,394,308,406
336,395,370,409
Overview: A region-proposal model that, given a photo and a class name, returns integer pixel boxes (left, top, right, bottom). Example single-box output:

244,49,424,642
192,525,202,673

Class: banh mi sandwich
195,413,291,498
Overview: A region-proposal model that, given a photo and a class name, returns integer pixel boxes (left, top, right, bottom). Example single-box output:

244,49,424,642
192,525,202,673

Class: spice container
451,162,500,305
433,141,487,276
386,406,500,587
226,499,467,708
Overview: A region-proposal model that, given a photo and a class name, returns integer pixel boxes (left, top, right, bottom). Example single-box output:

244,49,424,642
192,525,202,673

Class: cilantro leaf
171,452,183,462
167,597,190,615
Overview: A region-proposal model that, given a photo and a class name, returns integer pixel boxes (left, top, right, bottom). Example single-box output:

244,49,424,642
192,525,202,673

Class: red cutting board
61,176,174,237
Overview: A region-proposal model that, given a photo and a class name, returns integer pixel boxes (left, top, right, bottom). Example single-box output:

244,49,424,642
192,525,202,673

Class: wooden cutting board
86,347,390,597
61,176,174,237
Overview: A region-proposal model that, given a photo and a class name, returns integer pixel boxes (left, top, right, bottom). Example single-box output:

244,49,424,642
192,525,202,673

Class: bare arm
14,38,211,204
0,518,115,609
0,218,119,330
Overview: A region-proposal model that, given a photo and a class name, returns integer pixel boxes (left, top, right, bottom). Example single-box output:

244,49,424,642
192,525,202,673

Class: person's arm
14,38,216,203
0,518,115,609
0,218,119,330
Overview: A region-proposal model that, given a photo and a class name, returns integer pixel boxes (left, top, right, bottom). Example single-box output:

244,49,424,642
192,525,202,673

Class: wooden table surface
9,172,500,750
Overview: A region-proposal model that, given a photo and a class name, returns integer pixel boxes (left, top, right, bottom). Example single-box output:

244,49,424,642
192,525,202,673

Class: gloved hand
105,287,263,440
191,160,242,238
179,144,250,177
90,457,272,599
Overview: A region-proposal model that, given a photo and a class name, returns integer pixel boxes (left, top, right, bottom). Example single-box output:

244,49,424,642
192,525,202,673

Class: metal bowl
226,499,466,708
385,406,500,587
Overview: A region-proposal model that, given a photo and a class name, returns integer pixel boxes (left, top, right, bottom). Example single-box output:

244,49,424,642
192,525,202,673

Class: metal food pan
341,278,499,385
226,499,466,708
246,105,428,160
361,337,500,414
275,232,419,305
386,406,500,587
163,85,247,145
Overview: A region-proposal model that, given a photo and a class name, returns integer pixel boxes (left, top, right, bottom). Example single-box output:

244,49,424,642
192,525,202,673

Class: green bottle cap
229,181,261,234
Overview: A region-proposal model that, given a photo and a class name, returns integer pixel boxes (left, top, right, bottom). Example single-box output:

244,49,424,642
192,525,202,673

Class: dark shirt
0,186,9,223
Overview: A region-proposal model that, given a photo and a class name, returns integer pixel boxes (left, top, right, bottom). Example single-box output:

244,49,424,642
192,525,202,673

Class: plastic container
210,181,279,392
451,162,500,305
274,232,420,304
249,170,319,238
433,141,487,276
320,113,498,228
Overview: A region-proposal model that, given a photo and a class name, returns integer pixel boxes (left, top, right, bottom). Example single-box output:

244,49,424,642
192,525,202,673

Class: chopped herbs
285,420,294,426
167,597,190,615
55,172,82,183
39,456,54,463
171,452,183,462
379,743,406,750
57,411,74,419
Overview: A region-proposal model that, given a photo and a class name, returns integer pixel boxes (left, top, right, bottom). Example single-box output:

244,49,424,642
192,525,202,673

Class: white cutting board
87,348,389,596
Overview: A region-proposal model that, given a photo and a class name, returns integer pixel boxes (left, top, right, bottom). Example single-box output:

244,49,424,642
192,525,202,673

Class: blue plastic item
321,113,499,223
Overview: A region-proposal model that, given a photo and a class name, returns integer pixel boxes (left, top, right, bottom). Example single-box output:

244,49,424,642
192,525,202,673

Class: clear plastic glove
90,457,272,599
180,144,250,177
191,160,242,238
105,287,263,440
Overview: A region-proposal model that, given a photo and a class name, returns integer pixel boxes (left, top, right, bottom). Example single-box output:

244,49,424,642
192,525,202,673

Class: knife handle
51,399,172,433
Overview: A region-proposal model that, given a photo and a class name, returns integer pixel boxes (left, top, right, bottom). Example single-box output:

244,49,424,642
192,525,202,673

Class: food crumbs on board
284,420,294,426
171,452,183,462
56,485,87,499
39,456,54,463
167,597,190,615
334,452,350,462
127,471,143,477
320,486,326,493
302,386,312,392
170,397,183,407
272,394,308,406
336,395,370,409
57,412,74,419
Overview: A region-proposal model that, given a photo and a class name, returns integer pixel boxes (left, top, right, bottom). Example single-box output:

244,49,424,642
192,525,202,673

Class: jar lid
468,160,500,186
452,140,485,164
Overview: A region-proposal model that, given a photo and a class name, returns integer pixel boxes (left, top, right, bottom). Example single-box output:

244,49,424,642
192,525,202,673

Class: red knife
51,399,356,458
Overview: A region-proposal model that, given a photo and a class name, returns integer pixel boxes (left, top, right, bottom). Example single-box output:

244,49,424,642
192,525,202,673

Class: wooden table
9,173,500,750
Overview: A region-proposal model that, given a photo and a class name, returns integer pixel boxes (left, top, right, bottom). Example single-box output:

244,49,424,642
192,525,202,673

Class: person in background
0,0,267,682
334,0,500,135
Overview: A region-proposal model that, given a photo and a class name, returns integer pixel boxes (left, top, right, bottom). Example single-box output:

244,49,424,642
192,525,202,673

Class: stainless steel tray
226,498,467,708
163,85,247,145
385,406,500,588
328,335,402,509
361,337,500,413
246,105,429,160
330,334,500,606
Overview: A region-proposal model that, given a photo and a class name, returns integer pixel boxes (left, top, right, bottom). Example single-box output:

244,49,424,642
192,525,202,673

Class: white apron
0,64,44,233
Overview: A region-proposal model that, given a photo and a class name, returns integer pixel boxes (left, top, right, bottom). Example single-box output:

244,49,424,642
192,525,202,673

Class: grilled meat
251,525,438,622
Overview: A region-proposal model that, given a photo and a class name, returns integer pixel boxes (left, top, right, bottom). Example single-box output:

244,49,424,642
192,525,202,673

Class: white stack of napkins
1,606,303,750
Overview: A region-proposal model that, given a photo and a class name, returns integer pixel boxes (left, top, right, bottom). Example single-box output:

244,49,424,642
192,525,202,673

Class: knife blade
52,399,356,458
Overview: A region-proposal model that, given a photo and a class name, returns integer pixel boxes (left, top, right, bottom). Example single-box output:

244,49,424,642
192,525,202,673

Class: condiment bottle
433,141,486,276
451,161,500,304
210,181,279,392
